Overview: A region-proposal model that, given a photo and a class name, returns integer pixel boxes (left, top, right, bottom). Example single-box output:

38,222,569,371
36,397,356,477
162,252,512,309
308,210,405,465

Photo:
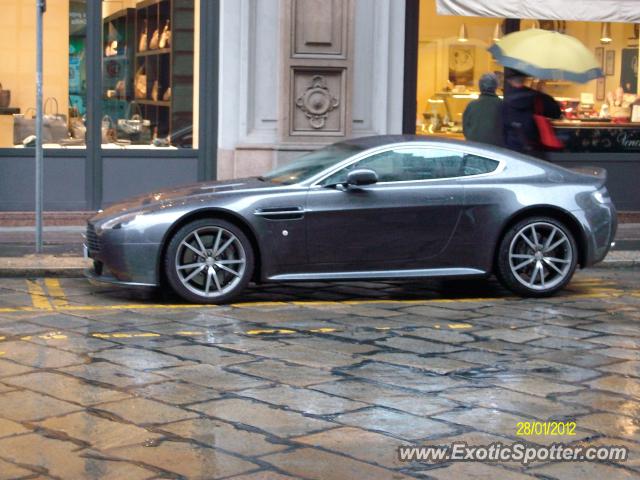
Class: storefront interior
416,0,640,143
0,0,199,150
0,0,217,211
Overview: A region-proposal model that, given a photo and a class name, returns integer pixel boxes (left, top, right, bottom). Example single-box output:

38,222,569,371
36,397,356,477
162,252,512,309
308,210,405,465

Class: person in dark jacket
503,73,562,153
463,73,504,147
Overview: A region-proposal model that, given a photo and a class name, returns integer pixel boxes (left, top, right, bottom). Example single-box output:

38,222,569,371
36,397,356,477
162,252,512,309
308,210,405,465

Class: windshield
262,144,363,185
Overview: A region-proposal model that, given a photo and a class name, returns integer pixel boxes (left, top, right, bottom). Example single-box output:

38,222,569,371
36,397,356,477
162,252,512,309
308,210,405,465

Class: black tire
495,216,578,297
165,218,254,304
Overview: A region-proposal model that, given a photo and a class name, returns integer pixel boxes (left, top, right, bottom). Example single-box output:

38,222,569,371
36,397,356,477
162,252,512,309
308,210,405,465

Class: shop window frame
0,0,218,211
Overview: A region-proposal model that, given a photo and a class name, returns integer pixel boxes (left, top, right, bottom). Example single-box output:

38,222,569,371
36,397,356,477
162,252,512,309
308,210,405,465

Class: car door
305,146,466,271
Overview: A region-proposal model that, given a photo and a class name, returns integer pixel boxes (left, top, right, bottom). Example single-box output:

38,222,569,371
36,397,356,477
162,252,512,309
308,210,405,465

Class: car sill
267,268,486,282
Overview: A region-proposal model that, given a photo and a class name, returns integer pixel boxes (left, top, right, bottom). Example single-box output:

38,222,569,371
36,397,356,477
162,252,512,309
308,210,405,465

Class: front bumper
85,222,161,287
84,265,157,289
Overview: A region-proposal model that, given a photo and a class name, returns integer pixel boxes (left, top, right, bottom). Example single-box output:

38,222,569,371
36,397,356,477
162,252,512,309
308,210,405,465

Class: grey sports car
85,135,617,303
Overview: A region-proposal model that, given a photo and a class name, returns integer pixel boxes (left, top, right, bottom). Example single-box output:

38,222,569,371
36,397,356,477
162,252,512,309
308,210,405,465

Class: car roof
337,135,541,166
337,135,510,154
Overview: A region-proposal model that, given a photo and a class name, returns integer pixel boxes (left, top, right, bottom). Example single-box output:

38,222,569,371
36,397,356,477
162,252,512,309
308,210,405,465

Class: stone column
280,0,355,144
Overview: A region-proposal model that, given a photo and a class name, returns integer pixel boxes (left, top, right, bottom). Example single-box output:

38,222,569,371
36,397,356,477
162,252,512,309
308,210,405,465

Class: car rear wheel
496,217,577,297
165,219,254,304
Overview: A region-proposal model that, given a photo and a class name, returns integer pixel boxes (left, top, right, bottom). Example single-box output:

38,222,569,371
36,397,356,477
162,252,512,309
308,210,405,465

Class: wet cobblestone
0,270,638,478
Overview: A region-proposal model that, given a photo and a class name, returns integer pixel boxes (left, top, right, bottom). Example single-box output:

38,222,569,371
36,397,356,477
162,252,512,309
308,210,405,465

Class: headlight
592,188,610,204
101,211,143,230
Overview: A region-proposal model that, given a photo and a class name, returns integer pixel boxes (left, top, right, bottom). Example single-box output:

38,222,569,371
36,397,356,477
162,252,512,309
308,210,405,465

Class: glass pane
462,154,499,176
323,148,467,184
101,0,198,149
0,0,87,148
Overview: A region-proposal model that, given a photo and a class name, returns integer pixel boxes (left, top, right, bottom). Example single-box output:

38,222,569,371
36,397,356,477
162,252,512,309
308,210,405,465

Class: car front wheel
165,219,254,304
496,217,578,297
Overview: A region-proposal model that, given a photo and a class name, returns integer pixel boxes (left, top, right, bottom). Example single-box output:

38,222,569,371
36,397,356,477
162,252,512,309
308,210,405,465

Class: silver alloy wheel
175,226,246,298
508,221,573,291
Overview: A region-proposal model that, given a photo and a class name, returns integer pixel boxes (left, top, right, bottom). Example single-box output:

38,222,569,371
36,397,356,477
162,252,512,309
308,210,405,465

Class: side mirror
346,169,378,187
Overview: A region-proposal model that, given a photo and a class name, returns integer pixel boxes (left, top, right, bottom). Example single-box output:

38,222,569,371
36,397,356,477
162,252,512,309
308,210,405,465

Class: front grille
86,223,100,253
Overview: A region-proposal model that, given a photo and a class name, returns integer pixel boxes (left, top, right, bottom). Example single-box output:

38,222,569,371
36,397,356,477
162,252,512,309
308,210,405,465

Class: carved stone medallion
295,75,340,129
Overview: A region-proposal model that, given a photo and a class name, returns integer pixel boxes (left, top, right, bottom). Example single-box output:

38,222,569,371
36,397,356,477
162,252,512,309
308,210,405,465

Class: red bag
533,96,564,150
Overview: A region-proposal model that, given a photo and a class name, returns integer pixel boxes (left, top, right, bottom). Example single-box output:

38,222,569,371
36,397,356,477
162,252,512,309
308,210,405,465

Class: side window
321,148,466,185
461,154,500,176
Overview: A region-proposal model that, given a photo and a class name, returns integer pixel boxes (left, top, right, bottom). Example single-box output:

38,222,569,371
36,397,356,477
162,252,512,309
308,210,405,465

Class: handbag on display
13,109,36,145
115,80,126,98
42,97,69,144
533,96,564,150
151,81,159,102
134,66,147,99
0,82,10,108
162,87,171,102
105,40,118,57
101,115,117,144
117,101,151,144
13,99,69,145
138,19,148,52
149,27,160,50
69,107,86,141
159,20,171,49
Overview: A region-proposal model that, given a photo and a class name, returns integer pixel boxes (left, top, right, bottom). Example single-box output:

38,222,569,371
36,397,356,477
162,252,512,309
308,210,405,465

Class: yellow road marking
0,286,637,315
91,332,161,339
26,280,53,311
231,301,290,308
44,278,69,309
448,323,473,329
341,299,429,305
309,327,339,333
175,331,206,336
38,331,68,340
245,328,296,335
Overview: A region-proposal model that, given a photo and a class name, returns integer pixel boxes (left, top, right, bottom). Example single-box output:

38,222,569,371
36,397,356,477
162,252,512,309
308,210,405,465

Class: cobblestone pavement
0,270,639,479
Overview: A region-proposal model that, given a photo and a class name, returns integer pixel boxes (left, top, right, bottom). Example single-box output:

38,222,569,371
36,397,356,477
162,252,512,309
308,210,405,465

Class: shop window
102,0,198,149
416,0,505,138
416,0,640,153
0,0,87,148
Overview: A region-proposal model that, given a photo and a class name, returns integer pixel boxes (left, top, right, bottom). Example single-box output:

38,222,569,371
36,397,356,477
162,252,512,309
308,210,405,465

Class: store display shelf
136,99,171,107
136,48,171,57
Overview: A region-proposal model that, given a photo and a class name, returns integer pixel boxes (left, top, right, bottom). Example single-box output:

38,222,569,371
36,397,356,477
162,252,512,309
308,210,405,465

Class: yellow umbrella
489,28,604,83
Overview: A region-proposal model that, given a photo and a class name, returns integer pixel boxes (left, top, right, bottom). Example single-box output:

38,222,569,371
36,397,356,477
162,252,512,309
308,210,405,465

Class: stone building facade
216,0,406,179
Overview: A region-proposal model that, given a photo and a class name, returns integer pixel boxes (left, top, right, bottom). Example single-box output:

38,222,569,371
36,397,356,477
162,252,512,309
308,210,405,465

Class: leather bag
149,28,160,50
13,109,36,145
138,20,148,52
101,115,116,144
43,97,68,144
134,66,147,99
116,101,151,144
159,20,171,49
13,98,69,144
151,81,159,102
533,96,564,150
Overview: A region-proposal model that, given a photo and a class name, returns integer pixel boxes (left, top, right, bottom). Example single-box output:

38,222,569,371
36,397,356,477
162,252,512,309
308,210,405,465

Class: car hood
93,177,276,220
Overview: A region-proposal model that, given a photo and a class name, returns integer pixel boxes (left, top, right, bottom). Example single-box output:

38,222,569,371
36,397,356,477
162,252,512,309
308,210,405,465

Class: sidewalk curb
0,267,88,278
593,260,640,269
